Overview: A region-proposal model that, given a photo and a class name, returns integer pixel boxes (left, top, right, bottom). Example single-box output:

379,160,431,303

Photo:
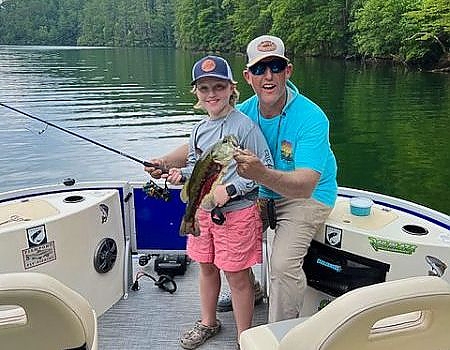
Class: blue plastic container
350,197,373,216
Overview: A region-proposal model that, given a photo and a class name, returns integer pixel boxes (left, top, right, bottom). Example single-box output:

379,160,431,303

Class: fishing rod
0,102,159,169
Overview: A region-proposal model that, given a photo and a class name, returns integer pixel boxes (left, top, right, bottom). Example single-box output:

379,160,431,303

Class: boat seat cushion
244,317,307,346
240,276,450,350
0,272,98,350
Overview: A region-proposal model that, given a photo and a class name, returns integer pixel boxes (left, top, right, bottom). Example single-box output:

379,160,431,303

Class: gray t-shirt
181,108,273,213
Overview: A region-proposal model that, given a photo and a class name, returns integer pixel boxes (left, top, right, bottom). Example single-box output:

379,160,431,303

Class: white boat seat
240,276,450,350
0,272,98,350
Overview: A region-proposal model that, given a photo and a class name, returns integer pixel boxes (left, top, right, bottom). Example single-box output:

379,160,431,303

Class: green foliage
0,0,448,68
78,0,174,47
350,0,416,57
173,0,198,49
174,0,233,51
225,0,273,51
401,0,450,64
0,0,85,45
271,0,348,57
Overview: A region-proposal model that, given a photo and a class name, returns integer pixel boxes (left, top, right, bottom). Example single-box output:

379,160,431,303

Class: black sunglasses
248,59,288,76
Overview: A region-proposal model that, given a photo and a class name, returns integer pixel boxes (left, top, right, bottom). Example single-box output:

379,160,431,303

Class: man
233,35,337,322
146,35,337,323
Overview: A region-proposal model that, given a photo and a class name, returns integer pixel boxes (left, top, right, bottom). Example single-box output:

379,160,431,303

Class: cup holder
63,195,85,203
402,224,428,236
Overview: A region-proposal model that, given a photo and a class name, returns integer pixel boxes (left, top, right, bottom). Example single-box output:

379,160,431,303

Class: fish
179,135,239,236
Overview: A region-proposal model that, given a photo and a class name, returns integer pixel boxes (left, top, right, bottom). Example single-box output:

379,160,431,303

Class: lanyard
257,108,283,201
257,109,283,162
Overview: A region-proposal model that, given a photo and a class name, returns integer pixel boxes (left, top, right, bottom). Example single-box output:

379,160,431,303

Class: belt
228,187,259,203
211,187,259,225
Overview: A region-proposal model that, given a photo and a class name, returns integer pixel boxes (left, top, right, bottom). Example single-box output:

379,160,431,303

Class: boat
0,178,449,349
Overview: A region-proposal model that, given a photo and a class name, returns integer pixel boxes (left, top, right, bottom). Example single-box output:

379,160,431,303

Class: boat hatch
63,195,85,203
402,224,429,236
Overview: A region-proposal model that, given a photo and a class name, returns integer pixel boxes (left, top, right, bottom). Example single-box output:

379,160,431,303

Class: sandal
180,319,221,349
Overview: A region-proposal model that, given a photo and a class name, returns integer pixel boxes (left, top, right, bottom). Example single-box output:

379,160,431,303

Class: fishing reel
143,179,170,201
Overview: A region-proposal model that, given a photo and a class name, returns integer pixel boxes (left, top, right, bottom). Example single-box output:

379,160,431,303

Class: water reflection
0,46,448,214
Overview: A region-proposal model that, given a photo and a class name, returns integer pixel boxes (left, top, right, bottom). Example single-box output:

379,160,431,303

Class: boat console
0,189,126,316
299,193,449,316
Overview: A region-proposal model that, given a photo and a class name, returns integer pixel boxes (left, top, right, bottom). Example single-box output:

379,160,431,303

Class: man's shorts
186,204,262,272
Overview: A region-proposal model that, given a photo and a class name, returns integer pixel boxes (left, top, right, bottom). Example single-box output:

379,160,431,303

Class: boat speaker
94,238,118,273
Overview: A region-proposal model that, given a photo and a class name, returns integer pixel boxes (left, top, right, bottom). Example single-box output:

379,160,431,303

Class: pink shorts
186,204,262,272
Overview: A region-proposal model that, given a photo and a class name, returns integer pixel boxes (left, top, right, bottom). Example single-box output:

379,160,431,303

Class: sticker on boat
26,224,47,246
99,204,109,223
368,237,417,255
325,225,342,248
22,241,57,269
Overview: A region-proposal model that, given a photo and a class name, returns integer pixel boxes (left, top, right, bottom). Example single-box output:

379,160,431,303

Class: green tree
402,0,450,65
78,0,174,47
174,0,232,51
350,0,416,58
225,0,273,51
77,0,112,46
0,0,83,45
271,0,348,57
54,0,85,44
151,0,176,46
173,0,199,49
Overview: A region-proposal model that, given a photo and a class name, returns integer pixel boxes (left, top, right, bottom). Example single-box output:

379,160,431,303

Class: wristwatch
225,184,237,198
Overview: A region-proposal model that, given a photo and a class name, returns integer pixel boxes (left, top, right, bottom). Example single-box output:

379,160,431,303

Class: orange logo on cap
201,59,216,72
257,40,277,52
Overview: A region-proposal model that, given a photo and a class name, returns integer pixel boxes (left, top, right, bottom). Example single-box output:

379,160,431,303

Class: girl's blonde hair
191,82,240,111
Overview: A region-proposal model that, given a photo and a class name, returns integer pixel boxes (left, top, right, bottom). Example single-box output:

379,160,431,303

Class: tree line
0,0,448,69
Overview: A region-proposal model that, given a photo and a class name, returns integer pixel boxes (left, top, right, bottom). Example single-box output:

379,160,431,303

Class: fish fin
179,217,191,236
180,180,190,203
193,220,201,236
179,217,200,237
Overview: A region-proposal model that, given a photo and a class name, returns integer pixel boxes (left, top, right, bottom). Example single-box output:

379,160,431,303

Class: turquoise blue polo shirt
237,81,337,207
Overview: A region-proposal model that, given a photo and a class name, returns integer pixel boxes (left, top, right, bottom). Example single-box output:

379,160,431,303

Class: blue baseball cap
191,55,237,85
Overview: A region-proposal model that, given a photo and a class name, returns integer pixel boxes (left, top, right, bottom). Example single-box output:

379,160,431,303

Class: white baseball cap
246,35,290,67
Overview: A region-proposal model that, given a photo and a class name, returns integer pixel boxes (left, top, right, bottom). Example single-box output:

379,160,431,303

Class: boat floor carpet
98,257,268,349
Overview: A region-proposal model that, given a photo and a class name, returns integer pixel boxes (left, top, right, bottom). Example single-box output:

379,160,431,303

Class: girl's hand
166,168,184,185
213,184,230,207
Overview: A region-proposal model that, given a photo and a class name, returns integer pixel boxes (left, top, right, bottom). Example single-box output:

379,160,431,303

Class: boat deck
98,258,268,349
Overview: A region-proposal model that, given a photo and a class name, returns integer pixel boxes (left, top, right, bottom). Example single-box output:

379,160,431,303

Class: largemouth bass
180,135,238,236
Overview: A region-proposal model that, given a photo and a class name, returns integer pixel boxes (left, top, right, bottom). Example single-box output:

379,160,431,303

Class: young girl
166,55,272,349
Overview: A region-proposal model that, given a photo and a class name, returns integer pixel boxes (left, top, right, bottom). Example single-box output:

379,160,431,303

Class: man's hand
234,148,265,181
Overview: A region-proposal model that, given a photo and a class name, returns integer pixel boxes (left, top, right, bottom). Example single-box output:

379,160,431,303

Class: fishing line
0,102,159,169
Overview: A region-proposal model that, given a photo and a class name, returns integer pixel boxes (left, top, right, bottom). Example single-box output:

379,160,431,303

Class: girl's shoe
180,319,221,349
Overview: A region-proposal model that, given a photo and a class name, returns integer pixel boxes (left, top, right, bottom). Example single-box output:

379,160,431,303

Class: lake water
0,46,448,214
